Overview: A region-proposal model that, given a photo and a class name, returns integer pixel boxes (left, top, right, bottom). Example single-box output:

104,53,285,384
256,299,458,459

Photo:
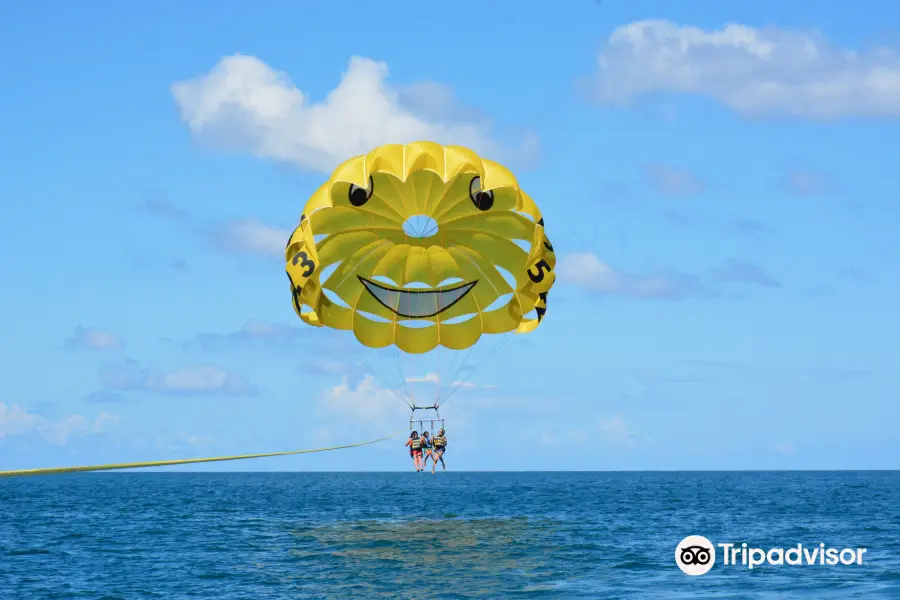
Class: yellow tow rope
0,431,400,478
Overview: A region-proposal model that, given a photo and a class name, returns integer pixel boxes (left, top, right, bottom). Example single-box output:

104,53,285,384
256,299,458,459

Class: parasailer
420,431,434,470
406,431,423,471
431,428,447,473
284,142,556,466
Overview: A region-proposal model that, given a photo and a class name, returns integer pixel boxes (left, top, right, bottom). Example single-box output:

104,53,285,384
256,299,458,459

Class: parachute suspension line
356,350,412,408
394,216,416,407
402,227,414,410
338,211,415,409
433,245,511,408
431,190,494,408
436,345,444,407
435,227,446,408
390,347,415,407
437,257,486,407
382,350,410,405
432,240,478,406
438,332,513,408
437,341,476,404
343,212,413,409
354,345,405,405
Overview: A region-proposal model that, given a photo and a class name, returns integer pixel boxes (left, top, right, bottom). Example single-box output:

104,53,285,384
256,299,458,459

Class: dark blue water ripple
1,471,898,598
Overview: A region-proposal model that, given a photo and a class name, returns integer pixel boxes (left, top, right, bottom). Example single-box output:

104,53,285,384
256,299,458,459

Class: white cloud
593,20,900,119
599,416,639,445
406,373,441,385
154,432,212,453
323,375,407,425
642,164,706,196
539,432,558,447
66,327,123,351
213,218,289,258
299,358,351,376
406,372,485,389
139,196,290,260
99,361,256,396
774,442,797,456
556,253,701,299
0,403,120,447
712,258,780,288
157,366,240,393
453,380,478,389
783,168,836,196
172,54,527,172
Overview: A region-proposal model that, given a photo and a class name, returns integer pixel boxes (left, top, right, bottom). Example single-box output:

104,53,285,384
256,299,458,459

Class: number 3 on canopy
292,250,316,278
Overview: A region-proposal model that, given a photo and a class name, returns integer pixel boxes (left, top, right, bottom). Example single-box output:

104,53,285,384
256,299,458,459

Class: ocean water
1,471,898,599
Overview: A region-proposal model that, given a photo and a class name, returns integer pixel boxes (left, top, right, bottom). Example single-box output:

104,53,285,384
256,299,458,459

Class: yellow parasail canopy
285,142,556,354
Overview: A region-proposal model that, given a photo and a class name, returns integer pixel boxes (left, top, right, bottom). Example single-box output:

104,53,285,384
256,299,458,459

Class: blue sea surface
1,471,899,599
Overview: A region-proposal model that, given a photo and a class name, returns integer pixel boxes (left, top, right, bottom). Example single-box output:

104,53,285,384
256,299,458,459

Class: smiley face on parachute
285,142,556,354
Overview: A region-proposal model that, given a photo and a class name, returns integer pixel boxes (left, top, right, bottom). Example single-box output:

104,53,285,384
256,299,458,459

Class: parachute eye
469,176,494,211
349,176,374,207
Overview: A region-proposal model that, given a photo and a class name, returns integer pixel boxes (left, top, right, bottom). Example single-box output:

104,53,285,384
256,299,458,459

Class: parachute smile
358,276,477,319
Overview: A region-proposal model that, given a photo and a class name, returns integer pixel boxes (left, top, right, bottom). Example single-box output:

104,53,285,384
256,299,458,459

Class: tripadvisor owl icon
676,535,716,575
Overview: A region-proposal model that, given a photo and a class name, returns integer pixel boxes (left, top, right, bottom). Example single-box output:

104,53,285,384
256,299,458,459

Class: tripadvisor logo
675,535,715,575
675,535,868,574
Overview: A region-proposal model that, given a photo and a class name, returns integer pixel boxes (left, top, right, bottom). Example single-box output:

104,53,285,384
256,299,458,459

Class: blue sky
1,0,898,471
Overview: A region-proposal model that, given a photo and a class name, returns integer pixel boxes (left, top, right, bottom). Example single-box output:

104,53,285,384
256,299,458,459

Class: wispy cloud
559,253,782,298
635,371,709,385
837,266,874,284
773,442,797,456
557,253,706,299
182,320,304,352
0,403,120,446
595,183,770,240
804,367,873,380
783,168,837,196
210,219,289,258
131,255,190,272
405,372,490,390
179,321,355,371
96,360,257,397
642,163,706,196
711,258,780,288
139,192,192,222
680,359,748,370
599,416,640,445
140,195,290,260
83,390,128,404
298,359,354,376
729,218,771,240
66,327,124,352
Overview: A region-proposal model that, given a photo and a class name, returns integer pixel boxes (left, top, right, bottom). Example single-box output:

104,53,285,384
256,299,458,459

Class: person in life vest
420,431,434,469
431,429,447,473
405,431,423,471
